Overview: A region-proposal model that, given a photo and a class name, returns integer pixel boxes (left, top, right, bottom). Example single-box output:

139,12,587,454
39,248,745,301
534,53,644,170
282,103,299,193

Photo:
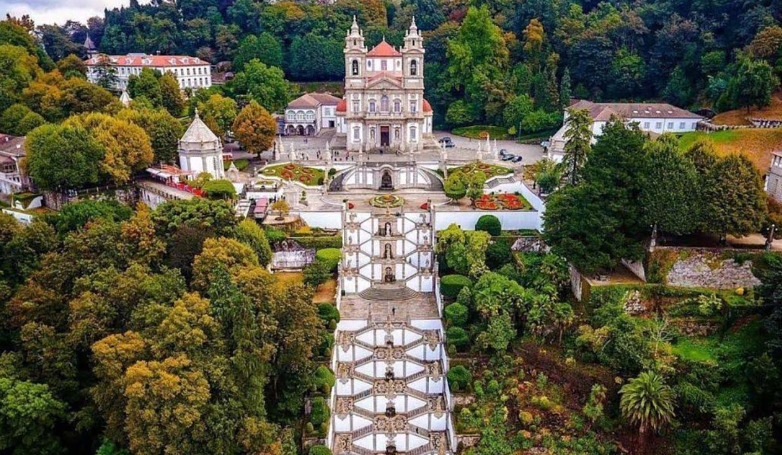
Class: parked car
501,154,516,161
439,137,455,148
511,155,523,163
540,141,551,148
499,148,509,156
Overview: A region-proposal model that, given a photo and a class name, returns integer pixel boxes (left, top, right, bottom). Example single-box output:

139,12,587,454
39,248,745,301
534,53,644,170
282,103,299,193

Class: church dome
336,99,347,113
367,39,402,57
423,99,432,113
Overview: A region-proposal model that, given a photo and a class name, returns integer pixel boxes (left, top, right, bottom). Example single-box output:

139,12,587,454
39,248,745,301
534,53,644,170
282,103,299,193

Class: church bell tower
402,17,424,87
345,16,367,87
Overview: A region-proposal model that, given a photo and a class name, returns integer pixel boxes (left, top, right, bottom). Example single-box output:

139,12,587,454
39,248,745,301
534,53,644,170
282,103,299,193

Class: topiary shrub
313,365,336,395
447,365,472,392
310,396,330,427
440,274,472,299
475,214,501,236
447,327,470,352
309,445,333,455
318,303,340,325
265,227,286,243
315,248,342,272
444,302,469,327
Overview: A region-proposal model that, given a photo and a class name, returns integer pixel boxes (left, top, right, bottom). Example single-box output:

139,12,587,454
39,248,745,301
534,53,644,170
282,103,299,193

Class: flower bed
261,163,324,185
475,193,531,210
451,162,512,178
369,194,405,208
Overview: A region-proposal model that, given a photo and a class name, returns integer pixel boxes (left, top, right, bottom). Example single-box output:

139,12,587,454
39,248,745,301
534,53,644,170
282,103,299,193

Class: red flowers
475,193,529,210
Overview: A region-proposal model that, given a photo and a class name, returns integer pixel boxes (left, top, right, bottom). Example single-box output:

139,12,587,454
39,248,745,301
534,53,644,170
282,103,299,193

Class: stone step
359,286,422,301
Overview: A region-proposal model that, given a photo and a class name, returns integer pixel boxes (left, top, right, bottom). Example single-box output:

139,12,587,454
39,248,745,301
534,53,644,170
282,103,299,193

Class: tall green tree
159,72,185,116
24,123,104,191
722,55,779,113
198,93,237,138
128,68,162,107
700,154,767,241
640,135,699,235
231,59,291,113
562,108,592,185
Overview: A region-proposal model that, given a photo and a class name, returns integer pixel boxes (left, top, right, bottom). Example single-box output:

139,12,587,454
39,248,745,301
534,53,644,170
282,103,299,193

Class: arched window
369,100,376,113
394,99,401,113
410,60,417,76
381,96,389,112
306,111,314,121
352,60,359,75
296,111,305,121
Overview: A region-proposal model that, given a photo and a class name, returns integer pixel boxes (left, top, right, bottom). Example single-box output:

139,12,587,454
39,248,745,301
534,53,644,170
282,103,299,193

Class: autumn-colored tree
65,113,154,184
56,54,87,78
232,100,277,158
191,237,259,291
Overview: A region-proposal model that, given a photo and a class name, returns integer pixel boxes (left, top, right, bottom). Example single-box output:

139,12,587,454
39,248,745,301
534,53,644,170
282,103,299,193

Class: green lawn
451,125,511,140
678,128,782,171
224,159,250,171
678,130,739,150
672,318,764,369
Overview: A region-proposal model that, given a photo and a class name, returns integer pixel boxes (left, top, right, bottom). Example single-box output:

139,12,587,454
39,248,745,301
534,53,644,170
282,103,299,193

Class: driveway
433,131,546,163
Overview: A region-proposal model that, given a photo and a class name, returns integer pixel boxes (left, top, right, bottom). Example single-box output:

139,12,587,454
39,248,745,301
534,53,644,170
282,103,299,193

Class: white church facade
335,18,434,153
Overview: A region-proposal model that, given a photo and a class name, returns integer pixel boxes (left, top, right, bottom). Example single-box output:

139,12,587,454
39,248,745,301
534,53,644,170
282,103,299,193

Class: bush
475,215,502,236
234,219,273,266
318,303,340,324
447,327,470,351
265,227,286,243
448,365,472,392
444,302,469,327
309,445,333,455
310,397,330,427
292,236,342,249
440,274,472,299
303,259,331,288
486,239,513,270
316,248,342,272
318,332,334,357
202,179,237,199
313,366,335,395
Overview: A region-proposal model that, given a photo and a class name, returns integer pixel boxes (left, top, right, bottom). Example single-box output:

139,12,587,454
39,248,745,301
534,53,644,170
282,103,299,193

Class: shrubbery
292,236,342,249
316,248,341,272
202,179,237,199
310,397,330,435
448,365,472,392
447,327,470,351
313,366,335,395
441,274,472,298
318,303,340,325
486,239,513,270
309,445,333,455
475,215,502,236
444,302,469,327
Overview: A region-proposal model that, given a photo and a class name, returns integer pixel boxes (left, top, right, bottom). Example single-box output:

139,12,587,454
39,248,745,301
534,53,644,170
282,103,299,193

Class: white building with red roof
336,17,434,152
85,53,212,91
284,92,343,135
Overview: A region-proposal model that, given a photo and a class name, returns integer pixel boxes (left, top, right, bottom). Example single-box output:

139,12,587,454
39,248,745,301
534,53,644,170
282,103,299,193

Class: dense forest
30,0,782,129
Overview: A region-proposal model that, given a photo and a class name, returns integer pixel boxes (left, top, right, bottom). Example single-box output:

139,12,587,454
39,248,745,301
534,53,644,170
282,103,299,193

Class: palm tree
620,371,675,452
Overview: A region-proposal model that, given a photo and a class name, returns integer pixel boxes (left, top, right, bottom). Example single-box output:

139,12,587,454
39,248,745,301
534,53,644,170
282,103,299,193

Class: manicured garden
261,163,325,185
475,193,532,210
369,194,405,208
450,161,512,178
451,125,511,140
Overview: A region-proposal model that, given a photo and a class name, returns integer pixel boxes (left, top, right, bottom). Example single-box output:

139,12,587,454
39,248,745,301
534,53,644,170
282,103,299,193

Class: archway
380,171,393,191
285,125,295,135
296,125,304,135
306,125,316,136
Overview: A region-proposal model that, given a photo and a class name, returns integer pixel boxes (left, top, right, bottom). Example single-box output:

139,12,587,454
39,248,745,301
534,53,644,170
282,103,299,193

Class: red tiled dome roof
423,99,432,113
367,40,402,57
336,99,347,112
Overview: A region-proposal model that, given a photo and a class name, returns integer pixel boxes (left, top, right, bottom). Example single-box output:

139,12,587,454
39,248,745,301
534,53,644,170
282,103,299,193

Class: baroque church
335,17,435,152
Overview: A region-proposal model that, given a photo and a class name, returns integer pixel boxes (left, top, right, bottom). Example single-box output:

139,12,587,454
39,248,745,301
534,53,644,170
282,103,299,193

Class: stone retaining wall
665,249,761,289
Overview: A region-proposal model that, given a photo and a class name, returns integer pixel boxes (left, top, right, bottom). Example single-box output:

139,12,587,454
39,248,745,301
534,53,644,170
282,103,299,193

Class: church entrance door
380,126,390,146
380,171,393,191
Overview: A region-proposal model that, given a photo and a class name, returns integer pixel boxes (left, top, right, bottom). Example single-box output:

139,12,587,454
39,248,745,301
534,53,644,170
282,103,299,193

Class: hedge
202,179,237,200
313,365,335,395
309,445,333,455
310,397,330,427
475,215,502,236
290,236,342,249
316,248,342,272
440,274,472,299
444,303,469,327
317,303,340,324
447,365,472,392
446,327,470,351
